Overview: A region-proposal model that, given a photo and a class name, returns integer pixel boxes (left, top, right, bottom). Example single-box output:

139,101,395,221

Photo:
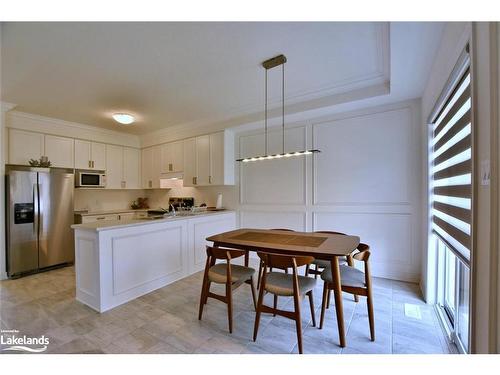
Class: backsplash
145,184,238,209
74,184,238,212
74,189,147,211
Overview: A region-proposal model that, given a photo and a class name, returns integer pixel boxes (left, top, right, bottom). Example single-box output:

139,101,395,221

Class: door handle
33,183,38,234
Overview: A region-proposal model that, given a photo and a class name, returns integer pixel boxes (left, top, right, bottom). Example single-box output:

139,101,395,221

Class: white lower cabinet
188,212,237,273
74,212,236,312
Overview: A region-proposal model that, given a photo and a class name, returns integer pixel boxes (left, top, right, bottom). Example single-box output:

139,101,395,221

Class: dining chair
253,252,316,354
318,243,374,341
305,231,351,280
198,245,257,334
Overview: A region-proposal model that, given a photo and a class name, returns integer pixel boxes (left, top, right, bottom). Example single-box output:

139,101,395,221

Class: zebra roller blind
430,63,472,263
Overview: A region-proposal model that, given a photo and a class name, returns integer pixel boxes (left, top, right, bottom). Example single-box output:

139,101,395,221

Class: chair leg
305,264,310,277
307,290,316,327
226,281,233,334
257,261,263,290
367,290,375,341
249,275,257,310
293,292,303,354
198,274,209,320
253,278,266,341
319,282,328,329
314,264,319,279
354,294,359,303
326,289,331,309
273,294,278,316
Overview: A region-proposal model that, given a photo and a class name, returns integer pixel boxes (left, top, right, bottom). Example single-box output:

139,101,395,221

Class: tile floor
0,265,453,354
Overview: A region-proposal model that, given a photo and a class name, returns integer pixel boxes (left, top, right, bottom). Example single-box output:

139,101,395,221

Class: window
429,46,472,353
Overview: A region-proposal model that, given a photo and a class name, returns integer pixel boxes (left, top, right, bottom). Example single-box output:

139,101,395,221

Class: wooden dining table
206,228,360,347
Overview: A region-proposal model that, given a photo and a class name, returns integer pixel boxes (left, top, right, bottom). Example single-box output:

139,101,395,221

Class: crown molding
1,102,17,112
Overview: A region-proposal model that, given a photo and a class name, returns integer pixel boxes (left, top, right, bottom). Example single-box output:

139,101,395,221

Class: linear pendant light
236,54,320,162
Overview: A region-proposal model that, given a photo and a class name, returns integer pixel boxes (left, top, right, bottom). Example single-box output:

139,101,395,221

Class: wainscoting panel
240,210,307,232
313,107,412,205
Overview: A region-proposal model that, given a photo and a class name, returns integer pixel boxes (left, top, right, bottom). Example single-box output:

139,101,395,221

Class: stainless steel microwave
75,170,106,188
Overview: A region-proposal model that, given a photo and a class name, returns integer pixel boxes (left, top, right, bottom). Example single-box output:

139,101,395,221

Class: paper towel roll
216,193,223,209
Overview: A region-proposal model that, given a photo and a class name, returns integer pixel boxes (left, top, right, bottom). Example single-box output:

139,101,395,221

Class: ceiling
1,22,442,135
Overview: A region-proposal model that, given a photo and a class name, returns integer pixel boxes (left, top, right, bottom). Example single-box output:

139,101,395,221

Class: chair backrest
314,230,346,235
270,228,295,232
257,252,314,270
206,246,246,261
351,244,371,287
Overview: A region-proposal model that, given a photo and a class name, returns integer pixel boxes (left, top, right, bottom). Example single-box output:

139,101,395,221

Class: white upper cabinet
105,144,124,189
44,135,74,168
183,138,197,187
160,141,184,173
123,147,141,189
91,142,106,170
106,145,141,189
209,132,224,185
196,135,210,185
182,131,234,187
141,147,154,189
152,145,161,188
9,129,44,165
75,140,106,170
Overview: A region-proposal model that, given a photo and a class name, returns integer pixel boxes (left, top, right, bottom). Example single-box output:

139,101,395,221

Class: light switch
480,160,490,186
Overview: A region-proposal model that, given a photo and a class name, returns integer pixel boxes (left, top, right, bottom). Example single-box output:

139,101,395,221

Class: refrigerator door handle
38,183,43,234
33,183,39,234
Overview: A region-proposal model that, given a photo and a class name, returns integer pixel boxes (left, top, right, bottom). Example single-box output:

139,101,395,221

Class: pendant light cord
265,69,268,156
282,62,285,154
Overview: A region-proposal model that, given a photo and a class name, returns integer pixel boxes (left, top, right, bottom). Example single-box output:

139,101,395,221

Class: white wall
236,99,423,282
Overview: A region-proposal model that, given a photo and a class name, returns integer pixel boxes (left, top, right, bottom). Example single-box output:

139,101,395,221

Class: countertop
74,209,149,216
71,210,235,232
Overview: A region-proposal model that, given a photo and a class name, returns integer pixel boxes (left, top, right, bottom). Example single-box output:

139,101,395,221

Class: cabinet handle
169,163,173,171
96,217,105,220
88,160,91,168
149,180,152,188
209,175,212,184
92,160,95,168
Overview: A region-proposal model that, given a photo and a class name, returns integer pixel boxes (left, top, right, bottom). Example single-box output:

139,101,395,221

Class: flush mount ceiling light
237,54,320,163
112,113,135,125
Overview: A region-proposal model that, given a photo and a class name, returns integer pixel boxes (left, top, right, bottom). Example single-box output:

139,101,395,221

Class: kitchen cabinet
44,135,74,168
106,145,141,189
152,145,161,188
8,129,44,165
117,212,135,220
196,135,210,185
75,140,106,170
141,147,153,188
81,214,119,224
209,132,224,185
105,144,124,189
160,141,184,173
182,131,234,187
183,138,197,187
123,147,141,189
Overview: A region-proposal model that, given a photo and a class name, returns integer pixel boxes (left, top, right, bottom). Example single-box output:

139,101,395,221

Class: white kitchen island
71,211,236,312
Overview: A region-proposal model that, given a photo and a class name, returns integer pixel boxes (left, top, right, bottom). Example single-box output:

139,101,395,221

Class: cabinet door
44,135,74,168
171,141,184,172
141,147,153,188
160,143,172,173
123,147,140,189
196,135,210,186
209,132,224,185
183,138,197,187
105,144,123,189
74,140,91,169
91,142,106,170
8,129,44,165
152,145,162,188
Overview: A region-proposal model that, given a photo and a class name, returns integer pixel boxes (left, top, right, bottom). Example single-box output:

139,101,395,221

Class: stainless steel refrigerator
6,165,75,277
